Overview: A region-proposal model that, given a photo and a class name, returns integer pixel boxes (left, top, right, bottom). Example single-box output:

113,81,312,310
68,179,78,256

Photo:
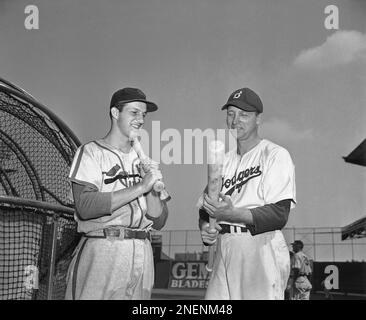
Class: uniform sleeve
69,144,103,190
263,148,296,208
72,183,112,220
146,202,169,230
197,185,209,230
250,199,291,235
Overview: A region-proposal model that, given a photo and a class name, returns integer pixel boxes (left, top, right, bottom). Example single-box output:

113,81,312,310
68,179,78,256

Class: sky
1,0,365,230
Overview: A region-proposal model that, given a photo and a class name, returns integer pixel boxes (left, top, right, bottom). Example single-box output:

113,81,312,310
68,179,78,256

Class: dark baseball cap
221,87,263,114
110,87,158,112
291,240,304,248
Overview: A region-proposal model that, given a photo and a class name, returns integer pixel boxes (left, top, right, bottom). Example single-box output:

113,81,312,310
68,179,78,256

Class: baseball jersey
220,139,296,227
69,139,153,233
293,251,312,275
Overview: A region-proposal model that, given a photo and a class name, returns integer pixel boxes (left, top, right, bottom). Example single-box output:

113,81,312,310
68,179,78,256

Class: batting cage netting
0,78,81,300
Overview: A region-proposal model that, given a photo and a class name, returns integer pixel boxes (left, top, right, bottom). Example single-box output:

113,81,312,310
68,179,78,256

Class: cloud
294,30,366,69
260,118,313,142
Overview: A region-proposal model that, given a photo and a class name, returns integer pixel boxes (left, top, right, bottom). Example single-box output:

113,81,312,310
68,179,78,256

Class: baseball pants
65,237,154,300
205,230,290,300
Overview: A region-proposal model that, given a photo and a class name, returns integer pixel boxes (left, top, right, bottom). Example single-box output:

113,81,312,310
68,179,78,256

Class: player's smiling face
116,101,147,138
226,106,259,140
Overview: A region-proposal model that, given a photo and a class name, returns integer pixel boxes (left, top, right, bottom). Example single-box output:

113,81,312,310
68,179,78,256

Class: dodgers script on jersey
221,138,296,225
68,139,153,233
205,139,296,300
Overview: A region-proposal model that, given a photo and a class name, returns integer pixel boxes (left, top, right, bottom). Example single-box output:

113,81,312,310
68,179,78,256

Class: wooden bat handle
206,140,224,273
131,137,171,201
206,218,216,272
157,188,171,201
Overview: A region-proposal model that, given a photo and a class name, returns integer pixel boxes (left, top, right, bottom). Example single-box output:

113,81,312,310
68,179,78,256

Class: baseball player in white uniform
65,88,169,300
199,87,296,300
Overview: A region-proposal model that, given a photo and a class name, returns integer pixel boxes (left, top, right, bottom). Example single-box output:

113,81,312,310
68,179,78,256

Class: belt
83,227,151,241
219,224,248,234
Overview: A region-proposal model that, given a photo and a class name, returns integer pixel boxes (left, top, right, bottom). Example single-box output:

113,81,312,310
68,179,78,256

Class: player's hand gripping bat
130,135,171,201
206,140,225,272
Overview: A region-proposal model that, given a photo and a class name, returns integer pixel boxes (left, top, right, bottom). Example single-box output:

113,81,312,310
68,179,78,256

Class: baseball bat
130,136,171,201
206,140,225,272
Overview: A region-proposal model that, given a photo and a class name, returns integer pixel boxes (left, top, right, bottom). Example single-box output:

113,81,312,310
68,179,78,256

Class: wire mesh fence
0,79,78,204
0,198,80,300
152,227,366,263
0,78,81,300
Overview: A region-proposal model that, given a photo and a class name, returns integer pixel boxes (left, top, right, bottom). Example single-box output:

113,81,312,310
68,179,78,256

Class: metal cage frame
0,78,81,300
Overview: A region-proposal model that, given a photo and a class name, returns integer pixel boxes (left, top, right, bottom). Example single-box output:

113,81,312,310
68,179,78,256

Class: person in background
291,240,312,300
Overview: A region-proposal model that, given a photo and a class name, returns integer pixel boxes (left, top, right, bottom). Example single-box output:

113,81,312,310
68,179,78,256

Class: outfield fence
152,227,366,263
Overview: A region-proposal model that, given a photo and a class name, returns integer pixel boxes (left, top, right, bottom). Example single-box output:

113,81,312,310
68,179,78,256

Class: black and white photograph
0,0,365,306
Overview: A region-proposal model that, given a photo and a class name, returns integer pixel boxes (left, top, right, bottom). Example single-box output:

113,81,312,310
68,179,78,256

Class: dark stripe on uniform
70,145,86,180
136,198,145,229
128,202,134,228
128,240,136,297
131,158,145,228
71,237,89,300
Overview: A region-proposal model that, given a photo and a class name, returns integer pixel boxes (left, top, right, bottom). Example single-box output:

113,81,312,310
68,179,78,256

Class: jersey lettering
104,164,121,176
223,165,262,196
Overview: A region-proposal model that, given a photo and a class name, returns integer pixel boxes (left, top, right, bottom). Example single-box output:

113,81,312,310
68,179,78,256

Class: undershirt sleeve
249,199,291,235
72,182,112,220
198,207,209,230
146,203,169,231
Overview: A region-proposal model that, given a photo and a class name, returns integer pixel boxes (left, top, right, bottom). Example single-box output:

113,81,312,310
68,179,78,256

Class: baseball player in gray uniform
199,87,296,300
291,240,312,300
65,88,169,300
